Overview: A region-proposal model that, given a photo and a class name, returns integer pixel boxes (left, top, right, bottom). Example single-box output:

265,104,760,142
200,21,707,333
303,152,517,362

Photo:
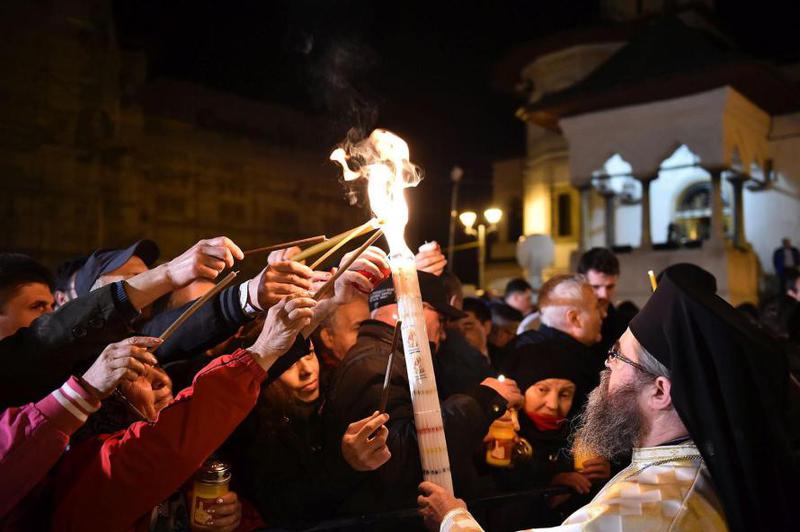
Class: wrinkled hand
249,296,317,362
455,315,488,356
330,246,390,305
248,246,314,311
415,242,447,276
551,471,592,495
481,377,523,408
580,457,611,481
118,365,172,422
342,411,392,471
418,481,467,531
189,490,241,531
165,237,243,288
80,337,162,399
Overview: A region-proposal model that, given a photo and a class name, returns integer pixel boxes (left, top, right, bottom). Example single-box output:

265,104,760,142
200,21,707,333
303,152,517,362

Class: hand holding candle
312,231,384,301
246,248,314,311
481,376,523,408
415,241,447,276
162,236,244,288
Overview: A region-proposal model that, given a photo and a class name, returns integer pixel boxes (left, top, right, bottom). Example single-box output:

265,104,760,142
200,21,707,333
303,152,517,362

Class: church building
490,1,800,306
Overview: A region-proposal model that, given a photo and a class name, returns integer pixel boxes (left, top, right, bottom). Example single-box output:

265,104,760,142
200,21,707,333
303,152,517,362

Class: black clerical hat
629,263,795,531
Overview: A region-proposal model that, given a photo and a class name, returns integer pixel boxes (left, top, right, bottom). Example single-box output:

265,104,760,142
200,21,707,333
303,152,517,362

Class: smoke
309,37,381,139
330,128,425,207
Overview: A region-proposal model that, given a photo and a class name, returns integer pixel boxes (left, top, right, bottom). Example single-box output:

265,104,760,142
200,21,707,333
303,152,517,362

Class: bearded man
418,263,796,532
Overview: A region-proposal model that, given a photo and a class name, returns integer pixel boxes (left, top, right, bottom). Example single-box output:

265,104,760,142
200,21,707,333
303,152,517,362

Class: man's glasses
606,346,657,377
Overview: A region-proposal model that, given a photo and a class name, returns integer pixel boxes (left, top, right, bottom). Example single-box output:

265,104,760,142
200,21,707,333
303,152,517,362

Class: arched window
672,181,731,241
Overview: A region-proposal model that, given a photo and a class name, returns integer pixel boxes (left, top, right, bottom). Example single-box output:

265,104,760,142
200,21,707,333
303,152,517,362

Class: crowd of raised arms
0,237,797,531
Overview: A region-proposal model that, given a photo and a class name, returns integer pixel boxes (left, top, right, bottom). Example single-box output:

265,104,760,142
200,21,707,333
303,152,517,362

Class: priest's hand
164,236,244,288
481,377,523,408
247,246,314,311
551,471,592,495
418,481,467,531
415,242,447,276
249,295,316,369
580,457,611,481
341,411,391,471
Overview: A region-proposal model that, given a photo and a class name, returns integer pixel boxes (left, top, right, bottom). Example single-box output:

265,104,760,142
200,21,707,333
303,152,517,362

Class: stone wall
0,1,362,276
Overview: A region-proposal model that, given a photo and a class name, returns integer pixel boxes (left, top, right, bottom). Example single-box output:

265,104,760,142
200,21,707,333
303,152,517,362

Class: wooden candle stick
312,230,383,301
158,270,239,344
242,235,326,257
292,219,378,263
378,321,403,414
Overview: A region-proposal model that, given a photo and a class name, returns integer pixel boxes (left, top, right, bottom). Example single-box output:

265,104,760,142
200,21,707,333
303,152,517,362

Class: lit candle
331,129,454,495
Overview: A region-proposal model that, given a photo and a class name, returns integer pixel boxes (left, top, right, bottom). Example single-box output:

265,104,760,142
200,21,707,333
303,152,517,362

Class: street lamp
447,166,464,272
459,207,503,290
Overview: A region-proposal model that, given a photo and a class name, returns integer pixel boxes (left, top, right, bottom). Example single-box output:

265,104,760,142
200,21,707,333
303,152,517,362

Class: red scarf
527,411,566,432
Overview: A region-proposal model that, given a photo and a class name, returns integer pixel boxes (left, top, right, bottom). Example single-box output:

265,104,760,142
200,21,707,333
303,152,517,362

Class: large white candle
331,128,454,494
390,249,454,494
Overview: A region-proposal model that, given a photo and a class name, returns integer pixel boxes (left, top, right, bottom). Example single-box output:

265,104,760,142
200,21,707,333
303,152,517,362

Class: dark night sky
111,1,800,275
112,1,599,191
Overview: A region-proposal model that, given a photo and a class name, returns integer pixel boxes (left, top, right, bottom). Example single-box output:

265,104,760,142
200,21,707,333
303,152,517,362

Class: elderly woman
483,344,610,529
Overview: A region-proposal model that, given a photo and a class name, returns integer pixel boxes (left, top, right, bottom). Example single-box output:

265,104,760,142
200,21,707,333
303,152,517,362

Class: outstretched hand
415,242,447,276
330,246,391,305
248,295,317,367
165,237,243,288
248,246,314,311
80,337,162,399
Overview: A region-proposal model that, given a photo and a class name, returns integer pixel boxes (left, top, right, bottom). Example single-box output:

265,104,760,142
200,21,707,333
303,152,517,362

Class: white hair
629,330,671,379
539,274,590,330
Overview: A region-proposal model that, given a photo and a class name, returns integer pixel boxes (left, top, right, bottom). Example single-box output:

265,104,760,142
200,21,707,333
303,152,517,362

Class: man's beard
572,370,649,461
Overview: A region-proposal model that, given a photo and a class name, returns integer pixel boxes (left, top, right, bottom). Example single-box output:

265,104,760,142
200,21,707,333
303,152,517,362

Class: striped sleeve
36,377,101,434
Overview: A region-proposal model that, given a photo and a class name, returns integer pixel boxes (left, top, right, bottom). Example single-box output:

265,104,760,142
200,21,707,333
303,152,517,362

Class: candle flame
330,129,423,252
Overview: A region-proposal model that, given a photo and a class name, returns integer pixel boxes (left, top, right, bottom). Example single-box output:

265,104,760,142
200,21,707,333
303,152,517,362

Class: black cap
75,240,160,296
489,302,523,323
629,263,794,531
54,256,88,292
369,270,466,320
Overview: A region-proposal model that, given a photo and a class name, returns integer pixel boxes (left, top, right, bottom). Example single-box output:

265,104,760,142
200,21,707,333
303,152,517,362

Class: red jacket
0,377,100,519
51,349,266,531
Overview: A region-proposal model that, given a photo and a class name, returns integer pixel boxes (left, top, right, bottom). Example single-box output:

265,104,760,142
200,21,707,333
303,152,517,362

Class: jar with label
191,459,231,529
486,416,516,467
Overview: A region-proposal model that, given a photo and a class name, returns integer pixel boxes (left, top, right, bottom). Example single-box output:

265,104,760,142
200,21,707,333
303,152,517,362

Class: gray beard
572,370,649,461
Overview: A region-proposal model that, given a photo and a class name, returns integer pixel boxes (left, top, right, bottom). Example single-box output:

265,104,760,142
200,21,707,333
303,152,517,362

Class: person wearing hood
419,263,796,532
484,346,608,529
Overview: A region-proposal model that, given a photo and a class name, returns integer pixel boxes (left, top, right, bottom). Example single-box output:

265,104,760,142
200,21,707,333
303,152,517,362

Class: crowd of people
0,234,798,531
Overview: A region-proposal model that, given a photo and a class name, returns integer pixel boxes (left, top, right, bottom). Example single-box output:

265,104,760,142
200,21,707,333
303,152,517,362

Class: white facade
495,66,800,305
